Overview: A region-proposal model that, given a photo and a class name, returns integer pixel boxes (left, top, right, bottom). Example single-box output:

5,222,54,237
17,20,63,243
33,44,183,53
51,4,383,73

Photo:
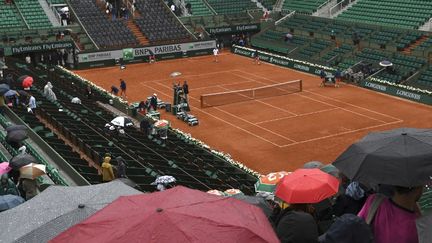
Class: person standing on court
120,79,127,99
182,81,189,102
213,47,219,62
150,93,158,111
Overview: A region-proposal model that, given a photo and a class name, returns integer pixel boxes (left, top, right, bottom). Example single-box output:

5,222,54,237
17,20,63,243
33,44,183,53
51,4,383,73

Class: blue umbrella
3,90,18,97
0,194,25,212
0,83,10,95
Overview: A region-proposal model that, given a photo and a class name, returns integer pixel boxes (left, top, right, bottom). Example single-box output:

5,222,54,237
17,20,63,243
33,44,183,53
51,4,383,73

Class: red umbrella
51,186,279,243
275,168,339,204
22,76,33,89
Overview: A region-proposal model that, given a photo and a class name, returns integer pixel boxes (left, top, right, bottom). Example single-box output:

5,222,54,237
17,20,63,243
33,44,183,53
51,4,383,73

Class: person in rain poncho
115,156,127,178
101,154,115,182
0,174,20,196
43,82,57,101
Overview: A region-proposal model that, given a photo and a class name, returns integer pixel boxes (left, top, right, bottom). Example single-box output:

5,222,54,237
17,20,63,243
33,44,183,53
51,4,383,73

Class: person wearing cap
150,93,158,111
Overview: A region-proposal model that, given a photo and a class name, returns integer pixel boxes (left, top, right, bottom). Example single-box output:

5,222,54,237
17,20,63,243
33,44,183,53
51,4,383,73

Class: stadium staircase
126,20,150,46
402,36,430,54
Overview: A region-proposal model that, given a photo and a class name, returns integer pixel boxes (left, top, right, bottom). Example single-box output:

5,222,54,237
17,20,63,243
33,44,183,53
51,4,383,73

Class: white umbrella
19,163,46,179
111,116,133,127
170,72,182,77
60,6,69,12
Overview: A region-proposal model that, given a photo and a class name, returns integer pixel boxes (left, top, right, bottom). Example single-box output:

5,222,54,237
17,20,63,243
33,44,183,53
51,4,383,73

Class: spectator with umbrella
6,124,28,149
19,75,33,90
18,177,38,200
273,168,340,243
151,175,176,191
333,128,432,243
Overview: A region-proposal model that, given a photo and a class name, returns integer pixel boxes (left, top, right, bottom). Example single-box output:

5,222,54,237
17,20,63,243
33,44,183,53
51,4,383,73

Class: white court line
235,69,402,124
236,69,403,123
214,85,297,143
279,120,403,147
254,107,339,125
146,70,235,83
143,82,288,147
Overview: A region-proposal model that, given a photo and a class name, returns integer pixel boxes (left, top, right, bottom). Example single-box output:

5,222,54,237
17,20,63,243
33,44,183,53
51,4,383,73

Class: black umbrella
333,128,432,187
6,124,27,133
17,75,29,83
0,181,142,242
6,130,28,143
9,154,36,170
17,90,29,98
231,194,273,217
0,83,10,95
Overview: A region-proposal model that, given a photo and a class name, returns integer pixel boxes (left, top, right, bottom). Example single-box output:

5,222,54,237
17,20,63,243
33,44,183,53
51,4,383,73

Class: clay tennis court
75,52,432,174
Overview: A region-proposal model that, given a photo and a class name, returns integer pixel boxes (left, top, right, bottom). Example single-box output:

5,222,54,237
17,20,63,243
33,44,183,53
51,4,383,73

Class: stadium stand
69,0,139,49
259,0,276,11
336,0,432,29
412,66,432,88
181,12,256,33
282,0,327,14
134,0,193,44
185,0,214,16
14,0,53,29
6,60,257,193
0,2,26,31
206,0,259,14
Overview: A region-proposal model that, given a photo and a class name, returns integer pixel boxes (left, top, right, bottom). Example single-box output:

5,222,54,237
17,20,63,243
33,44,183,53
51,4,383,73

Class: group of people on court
111,79,127,99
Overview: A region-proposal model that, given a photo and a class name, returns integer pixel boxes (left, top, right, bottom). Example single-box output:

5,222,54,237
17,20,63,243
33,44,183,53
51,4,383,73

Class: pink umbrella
22,76,33,89
0,162,12,176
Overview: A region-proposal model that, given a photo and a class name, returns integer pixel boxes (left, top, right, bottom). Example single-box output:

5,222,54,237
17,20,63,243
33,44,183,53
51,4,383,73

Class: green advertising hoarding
9,41,74,55
232,45,432,106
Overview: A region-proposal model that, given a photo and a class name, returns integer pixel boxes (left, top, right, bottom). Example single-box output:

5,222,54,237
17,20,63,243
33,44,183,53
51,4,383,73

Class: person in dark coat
273,203,319,243
0,174,20,196
115,156,126,178
149,93,158,111
86,85,93,99
182,81,189,102
111,86,119,96
140,119,150,136
120,79,127,99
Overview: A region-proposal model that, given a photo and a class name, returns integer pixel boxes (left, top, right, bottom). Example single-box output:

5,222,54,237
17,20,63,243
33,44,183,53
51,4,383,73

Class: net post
299,79,303,92
200,95,203,108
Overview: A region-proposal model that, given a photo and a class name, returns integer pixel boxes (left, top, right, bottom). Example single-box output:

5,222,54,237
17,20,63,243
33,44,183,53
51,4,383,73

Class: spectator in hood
101,154,115,182
43,82,57,102
115,156,127,178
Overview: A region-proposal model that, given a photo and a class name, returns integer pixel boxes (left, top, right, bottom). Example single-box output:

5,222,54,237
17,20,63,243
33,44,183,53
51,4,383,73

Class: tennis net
200,79,302,108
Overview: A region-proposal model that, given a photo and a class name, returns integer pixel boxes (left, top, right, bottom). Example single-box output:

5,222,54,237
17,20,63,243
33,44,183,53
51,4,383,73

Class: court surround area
75,52,432,174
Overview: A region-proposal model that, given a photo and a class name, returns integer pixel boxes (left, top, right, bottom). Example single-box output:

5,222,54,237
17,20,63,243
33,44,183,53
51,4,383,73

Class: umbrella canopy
3,89,18,97
9,154,36,170
255,171,290,193
17,90,29,98
19,163,46,179
0,181,142,243
231,194,273,217
224,188,244,196
151,175,176,185
275,168,339,204
22,76,33,89
170,71,182,77
303,161,324,169
5,124,27,133
333,128,432,187
0,194,25,212
154,119,170,129
207,189,226,196
17,75,29,82
6,129,28,143
0,162,11,176
51,186,279,243
111,116,133,127
379,60,393,67
0,83,10,95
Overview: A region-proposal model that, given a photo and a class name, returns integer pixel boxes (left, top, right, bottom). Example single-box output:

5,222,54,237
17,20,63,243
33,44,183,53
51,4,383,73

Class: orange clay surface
75,52,432,174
